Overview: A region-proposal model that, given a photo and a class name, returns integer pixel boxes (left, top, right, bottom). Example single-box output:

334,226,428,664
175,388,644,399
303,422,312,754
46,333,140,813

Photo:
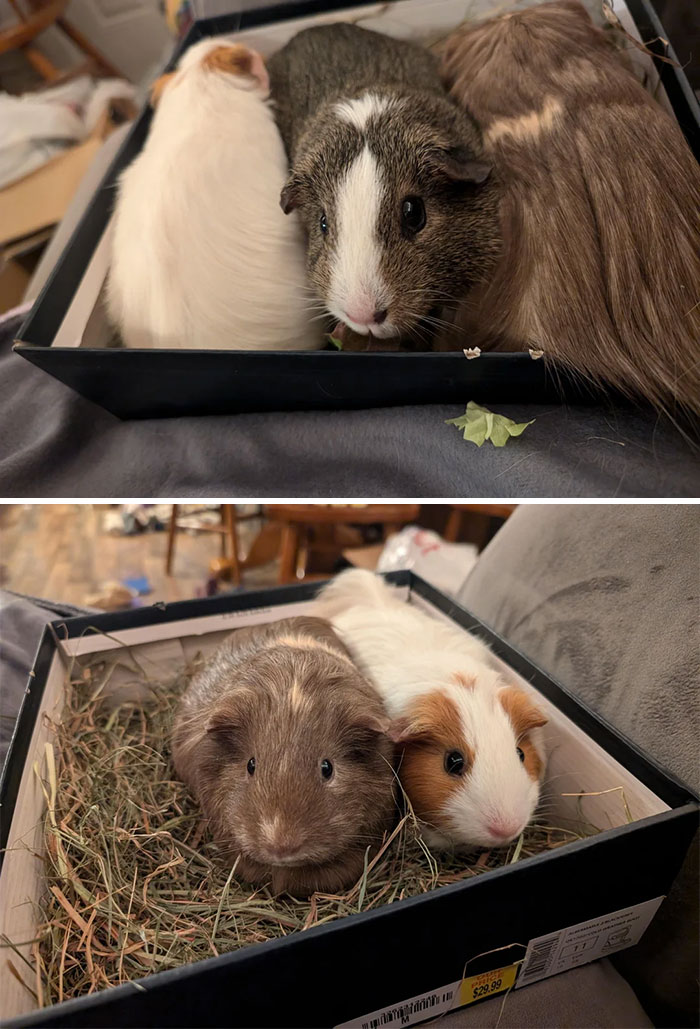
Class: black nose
373,308,388,324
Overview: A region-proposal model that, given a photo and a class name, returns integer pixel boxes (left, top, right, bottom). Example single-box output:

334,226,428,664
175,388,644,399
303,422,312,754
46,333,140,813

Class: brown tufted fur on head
438,0,700,417
171,616,395,897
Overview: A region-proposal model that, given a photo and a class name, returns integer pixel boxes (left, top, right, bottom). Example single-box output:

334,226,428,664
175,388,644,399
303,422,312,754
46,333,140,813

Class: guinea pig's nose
373,308,388,324
487,819,521,841
267,839,303,859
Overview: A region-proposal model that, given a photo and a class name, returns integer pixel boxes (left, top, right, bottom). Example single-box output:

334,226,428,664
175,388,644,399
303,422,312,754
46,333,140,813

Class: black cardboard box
12,0,700,420
1,573,697,1028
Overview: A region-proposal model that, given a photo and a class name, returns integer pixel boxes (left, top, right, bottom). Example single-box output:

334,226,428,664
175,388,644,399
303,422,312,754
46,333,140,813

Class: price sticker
458,963,519,1006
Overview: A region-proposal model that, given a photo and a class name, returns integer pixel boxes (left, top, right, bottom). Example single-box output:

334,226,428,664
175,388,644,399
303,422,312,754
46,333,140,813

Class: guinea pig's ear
203,44,269,92
346,713,391,755
428,146,492,186
150,72,176,107
280,174,307,215
387,717,416,744
387,715,436,745
206,708,243,754
388,693,461,746
499,686,548,737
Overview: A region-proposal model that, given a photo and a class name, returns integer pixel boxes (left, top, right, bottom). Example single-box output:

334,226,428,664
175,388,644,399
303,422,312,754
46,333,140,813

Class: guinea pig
266,23,500,345
107,37,323,352
171,615,395,896
437,0,700,417
315,570,547,851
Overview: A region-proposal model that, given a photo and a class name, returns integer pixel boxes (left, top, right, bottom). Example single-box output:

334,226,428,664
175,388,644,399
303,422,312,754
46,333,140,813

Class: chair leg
56,16,123,78
444,508,463,543
23,44,61,81
278,523,300,584
166,504,179,575
222,505,241,587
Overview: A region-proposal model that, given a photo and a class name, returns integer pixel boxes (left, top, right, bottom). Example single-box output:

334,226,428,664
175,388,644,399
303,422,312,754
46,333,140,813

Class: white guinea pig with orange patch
315,569,547,851
107,37,323,351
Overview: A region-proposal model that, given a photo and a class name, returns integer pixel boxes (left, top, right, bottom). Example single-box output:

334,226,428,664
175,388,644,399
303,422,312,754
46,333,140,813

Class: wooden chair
444,504,517,547
1,0,122,84
166,505,243,584
265,504,421,584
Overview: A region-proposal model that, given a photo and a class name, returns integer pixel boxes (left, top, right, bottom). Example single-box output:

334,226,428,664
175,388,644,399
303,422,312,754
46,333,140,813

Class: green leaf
445,401,535,448
328,335,343,350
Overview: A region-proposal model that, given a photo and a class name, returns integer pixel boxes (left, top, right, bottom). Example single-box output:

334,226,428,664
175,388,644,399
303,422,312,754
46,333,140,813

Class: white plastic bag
376,526,478,596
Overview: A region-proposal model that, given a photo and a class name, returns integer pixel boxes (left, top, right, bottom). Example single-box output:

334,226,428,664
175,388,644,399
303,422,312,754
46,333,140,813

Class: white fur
107,36,323,351
334,93,392,131
327,146,398,339
315,569,546,851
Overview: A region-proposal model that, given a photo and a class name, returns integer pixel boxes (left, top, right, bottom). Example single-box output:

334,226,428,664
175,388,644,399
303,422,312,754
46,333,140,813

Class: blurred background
0,502,516,608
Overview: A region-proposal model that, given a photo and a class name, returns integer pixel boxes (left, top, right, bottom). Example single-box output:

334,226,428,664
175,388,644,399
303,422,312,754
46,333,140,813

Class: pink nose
266,839,303,859
487,819,521,841
343,306,388,327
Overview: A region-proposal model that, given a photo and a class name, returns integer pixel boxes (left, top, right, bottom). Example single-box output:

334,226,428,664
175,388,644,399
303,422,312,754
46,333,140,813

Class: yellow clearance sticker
458,963,519,1006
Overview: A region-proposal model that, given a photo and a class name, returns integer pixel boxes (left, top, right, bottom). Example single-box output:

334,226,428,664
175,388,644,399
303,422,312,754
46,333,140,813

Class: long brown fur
438,0,700,416
171,616,395,897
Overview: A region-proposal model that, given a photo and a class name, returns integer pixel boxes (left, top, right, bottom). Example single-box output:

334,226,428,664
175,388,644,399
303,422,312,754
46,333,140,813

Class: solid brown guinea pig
171,616,395,897
438,0,700,417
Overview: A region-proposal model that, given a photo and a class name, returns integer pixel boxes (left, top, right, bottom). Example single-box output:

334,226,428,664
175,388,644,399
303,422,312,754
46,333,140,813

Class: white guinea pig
315,569,548,851
107,37,323,351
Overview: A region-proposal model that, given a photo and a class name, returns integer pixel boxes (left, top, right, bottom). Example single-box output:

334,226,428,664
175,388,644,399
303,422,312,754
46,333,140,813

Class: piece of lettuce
446,402,535,447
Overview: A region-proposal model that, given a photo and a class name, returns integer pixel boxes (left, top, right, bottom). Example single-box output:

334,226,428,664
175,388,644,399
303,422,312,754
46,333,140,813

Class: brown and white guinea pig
107,37,323,351
315,570,547,851
171,615,395,896
266,23,500,346
437,0,700,417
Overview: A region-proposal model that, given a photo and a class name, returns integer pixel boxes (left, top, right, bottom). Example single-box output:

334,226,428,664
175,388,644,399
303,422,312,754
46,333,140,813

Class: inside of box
0,586,670,1019
42,0,666,352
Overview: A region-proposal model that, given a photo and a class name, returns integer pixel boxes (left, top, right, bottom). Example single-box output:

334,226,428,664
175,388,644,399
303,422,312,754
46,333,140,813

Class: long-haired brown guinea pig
171,616,395,897
438,0,700,418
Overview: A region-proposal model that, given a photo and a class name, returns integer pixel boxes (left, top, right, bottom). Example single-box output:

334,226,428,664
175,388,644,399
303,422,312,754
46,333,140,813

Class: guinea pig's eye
320,212,328,235
444,750,465,776
401,196,426,235
320,758,334,781
247,757,256,776
517,747,525,763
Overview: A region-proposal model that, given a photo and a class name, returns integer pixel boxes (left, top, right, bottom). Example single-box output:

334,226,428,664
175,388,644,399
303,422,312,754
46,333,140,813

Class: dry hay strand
6,653,590,1006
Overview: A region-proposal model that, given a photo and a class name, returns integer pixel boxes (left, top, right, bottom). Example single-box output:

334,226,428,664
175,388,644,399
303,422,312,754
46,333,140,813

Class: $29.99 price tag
459,963,519,1006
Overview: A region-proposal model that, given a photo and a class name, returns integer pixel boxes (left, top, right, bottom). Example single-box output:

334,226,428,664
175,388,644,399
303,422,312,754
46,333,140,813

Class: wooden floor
0,505,278,608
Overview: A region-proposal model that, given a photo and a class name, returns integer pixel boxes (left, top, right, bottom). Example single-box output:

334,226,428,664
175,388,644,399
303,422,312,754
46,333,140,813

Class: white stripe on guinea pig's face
327,145,399,340
335,93,392,131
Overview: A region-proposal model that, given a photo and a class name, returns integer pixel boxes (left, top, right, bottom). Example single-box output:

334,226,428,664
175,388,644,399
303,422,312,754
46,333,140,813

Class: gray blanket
458,503,700,1027
1,311,699,497
0,590,93,772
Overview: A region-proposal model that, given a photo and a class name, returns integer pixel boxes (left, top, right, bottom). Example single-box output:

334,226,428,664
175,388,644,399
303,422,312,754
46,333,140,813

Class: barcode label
517,896,664,989
336,981,459,1029
518,936,559,982
364,993,441,1028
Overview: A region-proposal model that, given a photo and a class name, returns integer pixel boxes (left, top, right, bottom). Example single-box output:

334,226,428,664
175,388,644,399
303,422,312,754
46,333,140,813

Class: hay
9,653,588,1007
